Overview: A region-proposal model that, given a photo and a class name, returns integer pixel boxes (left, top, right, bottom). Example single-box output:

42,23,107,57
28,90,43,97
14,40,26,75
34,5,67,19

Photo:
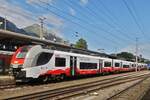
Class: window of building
55,57,66,67
104,62,111,67
115,63,120,67
36,52,53,66
80,62,97,69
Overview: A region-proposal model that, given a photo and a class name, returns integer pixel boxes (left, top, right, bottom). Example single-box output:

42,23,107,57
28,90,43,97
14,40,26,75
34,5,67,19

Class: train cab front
10,46,31,82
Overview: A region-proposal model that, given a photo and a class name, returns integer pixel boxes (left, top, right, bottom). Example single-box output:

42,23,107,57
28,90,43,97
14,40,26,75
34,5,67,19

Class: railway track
0,75,122,90
107,75,149,100
0,71,142,90
0,84,16,90
7,73,150,100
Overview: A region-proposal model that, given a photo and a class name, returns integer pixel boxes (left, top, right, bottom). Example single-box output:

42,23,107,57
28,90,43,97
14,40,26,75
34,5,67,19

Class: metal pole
39,17,46,39
135,37,138,72
4,16,6,30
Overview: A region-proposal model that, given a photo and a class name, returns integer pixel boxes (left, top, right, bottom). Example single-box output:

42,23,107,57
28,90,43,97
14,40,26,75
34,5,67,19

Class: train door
70,56,77,76
120,62,123,70
99,60,103,73
112,59,114,70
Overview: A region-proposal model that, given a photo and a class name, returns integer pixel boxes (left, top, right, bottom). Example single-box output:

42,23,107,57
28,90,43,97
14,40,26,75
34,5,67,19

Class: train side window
16,46,31,59
115,63,120,67
104,62,111,67
36,52,53,66
80,62,97,69
123,65,129,68
55,57,66,67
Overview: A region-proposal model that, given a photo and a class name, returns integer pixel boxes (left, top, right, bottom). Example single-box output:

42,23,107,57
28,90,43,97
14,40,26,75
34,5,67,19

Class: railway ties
7,73,150,100
0,83,16,90
0,71,142,90
0,82,36,90
107,75,150,100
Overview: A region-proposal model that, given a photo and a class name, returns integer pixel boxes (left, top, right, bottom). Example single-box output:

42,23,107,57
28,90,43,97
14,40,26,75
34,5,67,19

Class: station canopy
0,29,113,58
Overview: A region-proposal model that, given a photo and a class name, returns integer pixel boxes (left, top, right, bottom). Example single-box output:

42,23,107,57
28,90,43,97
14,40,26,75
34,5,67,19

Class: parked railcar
112,59,122,72
0,51,13,74
10,45,147,82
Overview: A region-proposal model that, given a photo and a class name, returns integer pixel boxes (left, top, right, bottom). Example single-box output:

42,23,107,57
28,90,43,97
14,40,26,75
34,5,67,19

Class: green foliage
74,38,88,49
140,58,145,63
116,52,135,61
143,59,150,64
115,52,150,63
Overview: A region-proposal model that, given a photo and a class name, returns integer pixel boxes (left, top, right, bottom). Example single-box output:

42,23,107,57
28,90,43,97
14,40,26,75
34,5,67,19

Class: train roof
53,50,108,60
33,45,146,64
113,59,122,62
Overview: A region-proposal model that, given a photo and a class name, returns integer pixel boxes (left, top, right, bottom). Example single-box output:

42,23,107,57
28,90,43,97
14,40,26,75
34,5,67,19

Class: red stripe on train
42,67,132,77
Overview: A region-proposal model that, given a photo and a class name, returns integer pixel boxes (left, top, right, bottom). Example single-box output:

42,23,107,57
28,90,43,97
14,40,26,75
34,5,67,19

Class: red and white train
10,45,147,82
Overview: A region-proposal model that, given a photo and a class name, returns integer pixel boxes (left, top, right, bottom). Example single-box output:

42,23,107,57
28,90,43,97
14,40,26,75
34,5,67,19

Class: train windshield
16,46,31,59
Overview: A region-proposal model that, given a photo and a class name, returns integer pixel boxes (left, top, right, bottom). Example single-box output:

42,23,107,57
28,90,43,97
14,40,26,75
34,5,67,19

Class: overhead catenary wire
39,0,134,47
129,0,144,26
96,0,135,41
10,0,131,49
65,0,133,43
32,1,120,48
39,0,125,45
129,0,148,38
12,0,142,51
78,0,133,42
37,0,123,46
122,0,150,48
122,0,146,38
64,0,138,53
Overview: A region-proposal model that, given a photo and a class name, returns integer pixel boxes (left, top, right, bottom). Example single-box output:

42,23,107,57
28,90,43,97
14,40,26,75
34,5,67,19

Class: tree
116,52,135,61
74,38,88,49
144,59,150,64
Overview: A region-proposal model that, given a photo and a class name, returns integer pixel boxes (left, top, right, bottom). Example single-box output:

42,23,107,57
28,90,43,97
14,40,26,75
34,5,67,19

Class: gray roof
0,29,111,58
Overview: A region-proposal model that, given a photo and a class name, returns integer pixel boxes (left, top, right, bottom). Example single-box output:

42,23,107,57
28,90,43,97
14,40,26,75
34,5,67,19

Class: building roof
0,50,14,55
0,29,111,57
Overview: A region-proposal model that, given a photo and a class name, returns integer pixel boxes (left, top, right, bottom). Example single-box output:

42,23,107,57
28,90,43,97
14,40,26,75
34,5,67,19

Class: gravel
110,76,150,100
0,71,149,100
70,79,140,100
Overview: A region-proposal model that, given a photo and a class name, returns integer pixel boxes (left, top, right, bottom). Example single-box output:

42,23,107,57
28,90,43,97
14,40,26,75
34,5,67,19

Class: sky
0,0,150,59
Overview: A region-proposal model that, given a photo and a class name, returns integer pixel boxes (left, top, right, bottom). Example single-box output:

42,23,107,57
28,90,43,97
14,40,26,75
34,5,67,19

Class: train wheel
102,72,105,76
60,74,65,80
42,76,49,83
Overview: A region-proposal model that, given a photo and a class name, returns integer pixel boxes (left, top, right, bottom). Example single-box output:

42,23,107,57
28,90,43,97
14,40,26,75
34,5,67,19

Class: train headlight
14,61,18,64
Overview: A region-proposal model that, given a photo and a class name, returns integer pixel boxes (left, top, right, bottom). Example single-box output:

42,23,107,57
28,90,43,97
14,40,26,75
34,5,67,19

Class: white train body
10,45,147,82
